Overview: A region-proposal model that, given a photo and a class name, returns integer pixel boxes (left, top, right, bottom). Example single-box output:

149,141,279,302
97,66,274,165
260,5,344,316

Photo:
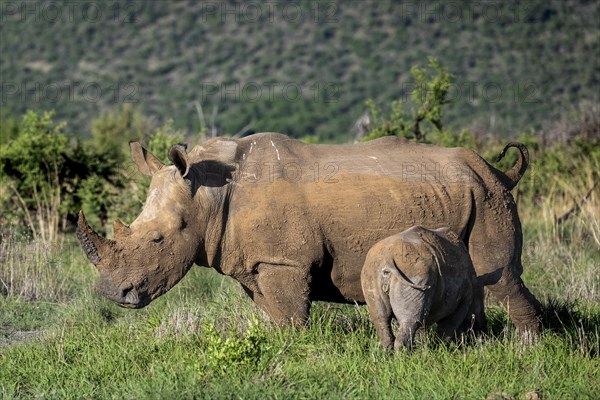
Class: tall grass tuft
0,233,89,301
519,161,599,309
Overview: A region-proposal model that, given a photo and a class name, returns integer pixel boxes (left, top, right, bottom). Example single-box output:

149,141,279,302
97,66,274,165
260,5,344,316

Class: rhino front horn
76,211,112,266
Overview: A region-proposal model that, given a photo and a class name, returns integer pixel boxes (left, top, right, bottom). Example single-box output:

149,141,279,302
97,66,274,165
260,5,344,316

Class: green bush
0,106,191,237
147,119,186,163
362,57,452,143
89,104,155,172
0,111,68,241
202,318,272,374
0,109,19,145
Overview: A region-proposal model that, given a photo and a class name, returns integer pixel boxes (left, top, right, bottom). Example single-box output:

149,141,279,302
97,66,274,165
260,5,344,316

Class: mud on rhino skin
76,133,541,335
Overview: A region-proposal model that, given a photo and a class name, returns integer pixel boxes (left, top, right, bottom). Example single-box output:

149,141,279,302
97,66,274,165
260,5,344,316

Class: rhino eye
148,231,164,243
179,219,188,229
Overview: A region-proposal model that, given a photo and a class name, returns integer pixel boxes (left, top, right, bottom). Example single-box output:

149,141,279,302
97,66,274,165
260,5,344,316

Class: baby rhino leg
362,270,395,350
435,298,470,340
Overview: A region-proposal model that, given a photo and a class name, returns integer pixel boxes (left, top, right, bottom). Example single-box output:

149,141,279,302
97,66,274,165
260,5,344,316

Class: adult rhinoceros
77,133,541,335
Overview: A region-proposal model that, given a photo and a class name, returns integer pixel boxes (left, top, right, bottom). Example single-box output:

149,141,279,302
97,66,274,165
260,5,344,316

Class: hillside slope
1,0,598,141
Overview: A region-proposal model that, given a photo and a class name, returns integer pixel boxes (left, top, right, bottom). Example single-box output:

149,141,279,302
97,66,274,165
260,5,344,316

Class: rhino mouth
120,287,145,308
94,277,150,309
119,301,147,309
95,281,150,308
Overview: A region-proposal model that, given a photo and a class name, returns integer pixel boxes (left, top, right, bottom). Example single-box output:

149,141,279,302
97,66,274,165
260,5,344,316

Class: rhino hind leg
255,264,311,327
468,229,541,337
436,299,471,340
486,267,542,339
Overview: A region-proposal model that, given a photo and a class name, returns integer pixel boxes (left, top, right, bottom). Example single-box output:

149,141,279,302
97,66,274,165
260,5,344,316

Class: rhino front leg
255,263,311,326
463,282,487,334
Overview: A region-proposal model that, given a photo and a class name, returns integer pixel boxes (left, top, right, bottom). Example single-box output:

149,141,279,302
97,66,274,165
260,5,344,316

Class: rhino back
231,133,503,186
218,134,506,303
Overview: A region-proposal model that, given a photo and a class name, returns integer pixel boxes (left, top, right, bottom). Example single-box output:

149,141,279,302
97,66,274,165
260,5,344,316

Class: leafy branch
362,56,452,142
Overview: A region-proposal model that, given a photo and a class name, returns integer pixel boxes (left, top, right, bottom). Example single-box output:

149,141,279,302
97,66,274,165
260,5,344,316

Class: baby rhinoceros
361,226,486,351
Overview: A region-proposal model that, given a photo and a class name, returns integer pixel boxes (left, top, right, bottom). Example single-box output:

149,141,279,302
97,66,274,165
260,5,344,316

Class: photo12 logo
198,81,341,104
396,2,543,24
236,161,340,184
401,161,487,184
402,80,541,105
198,1,339,23
1,81,139,104
1,1,143,23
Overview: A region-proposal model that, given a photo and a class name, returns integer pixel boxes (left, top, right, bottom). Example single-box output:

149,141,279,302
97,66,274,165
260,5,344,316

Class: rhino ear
168,143,190,178
130,142,164,176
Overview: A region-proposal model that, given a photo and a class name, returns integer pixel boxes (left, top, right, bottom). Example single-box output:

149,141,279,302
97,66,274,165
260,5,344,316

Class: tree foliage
0,108,187,239
362,57,452,142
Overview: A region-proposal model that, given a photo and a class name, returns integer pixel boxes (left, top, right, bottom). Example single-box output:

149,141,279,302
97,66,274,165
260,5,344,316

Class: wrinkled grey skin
361,226,486,351
76,133,541,337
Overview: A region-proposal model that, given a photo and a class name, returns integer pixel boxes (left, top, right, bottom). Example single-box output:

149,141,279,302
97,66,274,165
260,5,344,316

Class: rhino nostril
121,286,134,300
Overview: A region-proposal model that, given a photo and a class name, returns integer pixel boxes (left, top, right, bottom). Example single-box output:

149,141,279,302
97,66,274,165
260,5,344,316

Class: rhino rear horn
113,219,132,239
76,211,113,266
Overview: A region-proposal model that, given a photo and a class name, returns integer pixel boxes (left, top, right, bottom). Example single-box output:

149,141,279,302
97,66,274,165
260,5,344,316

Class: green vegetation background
1,0,598,141
0,1,599,398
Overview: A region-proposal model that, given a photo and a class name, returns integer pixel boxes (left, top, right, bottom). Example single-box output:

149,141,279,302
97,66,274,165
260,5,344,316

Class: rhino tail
496,142,529,191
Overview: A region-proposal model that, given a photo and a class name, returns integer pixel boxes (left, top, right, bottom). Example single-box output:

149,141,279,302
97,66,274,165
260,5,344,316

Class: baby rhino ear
130,142,164,176
436,227,460,243
435,227,452,235
168,143,189,178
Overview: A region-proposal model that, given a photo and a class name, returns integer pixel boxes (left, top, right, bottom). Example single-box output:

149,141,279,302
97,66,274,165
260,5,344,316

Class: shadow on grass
311,298,599,355
485,296,599,355
540,297,600,334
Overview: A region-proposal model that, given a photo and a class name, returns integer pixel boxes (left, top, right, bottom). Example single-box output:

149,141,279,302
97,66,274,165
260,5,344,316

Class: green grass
1,157,599,399
1,246,598,399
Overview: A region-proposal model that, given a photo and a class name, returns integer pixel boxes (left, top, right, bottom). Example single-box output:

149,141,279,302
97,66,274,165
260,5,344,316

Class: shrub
202,318,272,374
362,57,452,143
89,104,154,170
146,119,186,163
0,111,68,242
0,107,190,238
